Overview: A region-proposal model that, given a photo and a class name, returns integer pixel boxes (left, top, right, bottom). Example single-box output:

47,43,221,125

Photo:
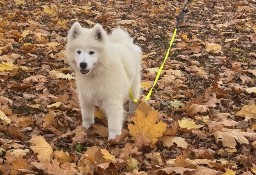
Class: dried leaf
214,129,256,148
236,104,256,119
30,135,53,162
222,169,236,175
100,149,116,162
162,136,189,149
205,42,222,53
0,63,18,72
178,118,203,130
0,110,11,124
128,102,167,147
53,150,74,163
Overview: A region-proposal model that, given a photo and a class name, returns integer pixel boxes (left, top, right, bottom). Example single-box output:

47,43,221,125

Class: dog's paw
82,118,94,129
108,129,122,140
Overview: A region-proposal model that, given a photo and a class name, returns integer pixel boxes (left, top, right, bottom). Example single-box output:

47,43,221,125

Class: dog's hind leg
103,101,123,140
129,75,140,114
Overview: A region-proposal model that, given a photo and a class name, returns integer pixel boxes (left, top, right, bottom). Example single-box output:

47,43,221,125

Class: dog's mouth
79,64,95,75
80,69,90,75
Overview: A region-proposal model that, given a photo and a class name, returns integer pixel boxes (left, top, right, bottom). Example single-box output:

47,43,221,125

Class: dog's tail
110,28,134,44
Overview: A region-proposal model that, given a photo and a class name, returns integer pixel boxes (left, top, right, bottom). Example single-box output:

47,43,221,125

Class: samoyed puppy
66,22,141,139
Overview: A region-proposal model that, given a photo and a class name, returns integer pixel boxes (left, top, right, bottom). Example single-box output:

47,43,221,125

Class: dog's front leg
79,94,95,129
103,101,123,140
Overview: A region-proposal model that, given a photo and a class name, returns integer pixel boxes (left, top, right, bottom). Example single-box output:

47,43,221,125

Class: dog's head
67,22,107,75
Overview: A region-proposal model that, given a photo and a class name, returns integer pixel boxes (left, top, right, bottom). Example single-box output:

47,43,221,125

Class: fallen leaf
49,70,74,80
222,169,236,175
32,159,77,175
245,87,256,94
10,156,30,175
0,110,11,124
126,158,138,172
178,118,203,130
236,104,256,119
214,129,256,148
159,167,195,175
170,100,185,109
47,102,62,108
100,149,116,163
53,150,74,163
71,126,87,145
14,0,26,5
8,148,29,158
162,136,189,149
128,102,167,147
205,42,222,53
187,104,209,116
0,63,18,72
193,166,220,175
140,81,152,90
30,135,53,162
42,5,57,16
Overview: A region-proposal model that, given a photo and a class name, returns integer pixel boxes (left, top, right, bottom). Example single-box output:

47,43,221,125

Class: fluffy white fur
67,22,141,139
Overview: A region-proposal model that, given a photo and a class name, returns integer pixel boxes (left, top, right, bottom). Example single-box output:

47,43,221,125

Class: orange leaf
128,102,167,147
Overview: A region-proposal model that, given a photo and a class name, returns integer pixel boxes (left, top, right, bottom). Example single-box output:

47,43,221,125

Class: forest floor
0,0,256,174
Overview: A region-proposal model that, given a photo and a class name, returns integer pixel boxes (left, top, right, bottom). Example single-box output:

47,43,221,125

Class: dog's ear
68,22,82,40
92,24,105,41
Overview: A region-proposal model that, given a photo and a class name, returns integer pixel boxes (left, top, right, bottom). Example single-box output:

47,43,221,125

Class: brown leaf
53,150,75,163
71,126,87,145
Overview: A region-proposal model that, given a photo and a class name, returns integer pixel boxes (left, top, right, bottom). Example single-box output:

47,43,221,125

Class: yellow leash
130,0,191,103
129,28,177,103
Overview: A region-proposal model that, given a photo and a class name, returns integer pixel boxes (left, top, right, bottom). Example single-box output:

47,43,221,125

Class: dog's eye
89,51,95,55
77,50,81,54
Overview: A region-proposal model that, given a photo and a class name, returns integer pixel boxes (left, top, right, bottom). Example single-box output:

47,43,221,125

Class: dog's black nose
80,62,87,69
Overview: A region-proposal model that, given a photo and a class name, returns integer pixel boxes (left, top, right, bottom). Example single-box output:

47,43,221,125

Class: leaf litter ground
0,0,256,175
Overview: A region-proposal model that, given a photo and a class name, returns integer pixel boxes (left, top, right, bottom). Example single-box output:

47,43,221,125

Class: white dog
66,22,141,139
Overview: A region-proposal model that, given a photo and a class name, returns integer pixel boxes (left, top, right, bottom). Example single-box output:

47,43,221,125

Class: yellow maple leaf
0,63,19,72
0,110,11,124
128,102,167,147
178,118,203,130
236,104,256,119
30,135,53,162
100,149,116,162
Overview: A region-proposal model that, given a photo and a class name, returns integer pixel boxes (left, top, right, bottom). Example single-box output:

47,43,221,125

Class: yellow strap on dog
129,88,138,103
129,28,177,103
